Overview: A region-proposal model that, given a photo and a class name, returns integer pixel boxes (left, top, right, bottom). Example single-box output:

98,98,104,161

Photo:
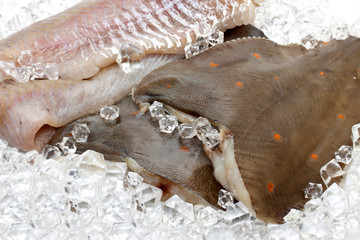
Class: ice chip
195,206,219,226
137,184,162,212
184,37,209,59
332,23,349,40
0,137,8,148
123,169,143,191
116,43,145,73
283,208,304,224
208,30,224,46
149,101,166,120
30,63,46,80
320,159,346,187
218,189,234,209
204,128,220,150
300,215,331,239
350,18,360,37
17,50,33,66
45,63,59,80
42,144,61,159
351,123,360,152
78,150,107,174
312,26,333,42
100,105,120,122
267,223,299,240
56,137,77,155
15,66,32,82
193,117,212,139
162,195,195,227
335,145,352,164
321,183,349,220
178,123,197,139
159,115,178,134
300,34,318,49
303,182,323,199
71,123,90,142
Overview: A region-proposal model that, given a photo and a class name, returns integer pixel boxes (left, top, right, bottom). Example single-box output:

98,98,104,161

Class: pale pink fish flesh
0,54,182,152
0,0,256,80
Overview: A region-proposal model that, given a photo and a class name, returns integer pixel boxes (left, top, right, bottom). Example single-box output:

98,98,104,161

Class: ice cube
208,30,224,46
17,50,33,66
56,137,77,155
178,123,197,139
193,117,212,139
30,63,46,80
350,18,360,37
123,169,143,191
42,144,61,159
162,195,195,227
184,37,209,58
149,101,166,120
45,63,59,80
321,183,349,220
71,123,90,142
320,159,345,187
203,128,220,150
15,66,32,82
100,105,120,122
332,23,349,40
159,115,178,134
300,33,318,49
303,182,323,199
335,145,352,164
218,189,234,209
195,206,219,226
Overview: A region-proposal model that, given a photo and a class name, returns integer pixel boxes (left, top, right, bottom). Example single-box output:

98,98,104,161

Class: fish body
132,36,360,223
0,54,181,152
0,0,256,80
49,96,223,206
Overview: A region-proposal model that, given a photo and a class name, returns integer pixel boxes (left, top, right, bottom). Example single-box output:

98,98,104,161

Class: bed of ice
1,0,360,239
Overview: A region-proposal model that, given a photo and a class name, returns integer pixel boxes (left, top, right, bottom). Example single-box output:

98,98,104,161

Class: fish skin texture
132,36,360,223
49,96,223,206
0,54,182,152
0,0,256,80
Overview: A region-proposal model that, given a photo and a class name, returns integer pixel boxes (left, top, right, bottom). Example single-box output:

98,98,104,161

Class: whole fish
49,96,223,206
0,54,181,152
0,0,256,80
132,36,360,223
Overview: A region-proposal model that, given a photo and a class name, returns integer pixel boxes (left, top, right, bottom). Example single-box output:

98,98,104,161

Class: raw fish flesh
0,0,256,80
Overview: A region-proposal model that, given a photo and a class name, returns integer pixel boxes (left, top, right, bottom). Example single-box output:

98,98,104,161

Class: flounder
49,96,223,206
132,36,360,223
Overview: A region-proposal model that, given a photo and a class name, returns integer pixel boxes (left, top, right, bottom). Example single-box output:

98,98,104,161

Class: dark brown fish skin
224,24,267,42
132,37,360,223
49,96,223,206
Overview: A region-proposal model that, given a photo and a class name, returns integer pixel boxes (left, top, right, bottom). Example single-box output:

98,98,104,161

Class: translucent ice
159,115,178,134
184,37,209,59
217,189,234,209
71,123,90,142
149,101,166,120
335,145,352,164
17,50,33,66
42,144,61,159
303,182,323,199
320,159,346,187
162,195,195,227
44,63,59,80
100,105,120,122
123,169,143,191
178,123,197,139
56,137,77,155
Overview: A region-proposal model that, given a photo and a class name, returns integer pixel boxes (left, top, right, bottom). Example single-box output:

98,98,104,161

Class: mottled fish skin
49,96,223,206
0,0,256,80
0,54,181,152
132,37,360,223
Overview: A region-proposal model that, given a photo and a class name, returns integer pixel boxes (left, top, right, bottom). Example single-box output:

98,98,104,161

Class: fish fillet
0,54,181,152
0,0,256,80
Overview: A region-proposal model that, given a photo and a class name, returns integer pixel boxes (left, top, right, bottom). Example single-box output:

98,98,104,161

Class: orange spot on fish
311,153,318,160
180,146,190,152
274,133,281,141
267,183,274,192
236,82,243,87
337,114,345,119
167,84,172,88
132,111,139,116
252,52,261,59
320,72,325,76
210,62,218,67
322,42,328,45
274,76,279,80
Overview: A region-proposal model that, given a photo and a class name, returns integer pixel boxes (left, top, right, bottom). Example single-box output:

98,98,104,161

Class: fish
0,54,182,152
132,36,360,223
0,0,256,80
48,96,224,206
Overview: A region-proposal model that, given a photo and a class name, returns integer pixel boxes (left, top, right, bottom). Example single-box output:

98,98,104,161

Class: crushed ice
1,0,360,238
